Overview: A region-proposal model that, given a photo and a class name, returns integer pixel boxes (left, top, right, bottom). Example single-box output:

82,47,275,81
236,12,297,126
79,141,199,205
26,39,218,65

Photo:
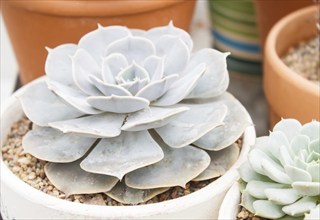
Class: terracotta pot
2,0,195,85
264,5,320,128
0,76,256,219
254,0,313,51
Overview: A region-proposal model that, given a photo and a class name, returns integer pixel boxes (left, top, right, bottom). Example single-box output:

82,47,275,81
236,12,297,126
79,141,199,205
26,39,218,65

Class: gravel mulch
2,117,216,206
282,36,320,85
237,207,270,220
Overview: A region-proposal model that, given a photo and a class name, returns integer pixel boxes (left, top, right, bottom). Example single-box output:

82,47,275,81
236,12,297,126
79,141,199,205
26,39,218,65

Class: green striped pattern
209,0,262,75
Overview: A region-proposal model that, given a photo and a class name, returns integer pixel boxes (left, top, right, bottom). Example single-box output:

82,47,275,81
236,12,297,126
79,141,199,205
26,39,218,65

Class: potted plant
264,5,319,128
1,23,255,219
218,118,320,220
2,0,195,85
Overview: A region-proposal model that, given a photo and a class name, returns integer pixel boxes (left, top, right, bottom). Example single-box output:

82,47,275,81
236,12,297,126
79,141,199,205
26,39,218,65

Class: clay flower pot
2,0,195,85
264,5,320,128
254,0,313,51
0,77,256,219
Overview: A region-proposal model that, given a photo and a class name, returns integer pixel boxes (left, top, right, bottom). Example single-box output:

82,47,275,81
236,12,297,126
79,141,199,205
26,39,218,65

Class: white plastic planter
218,182,241,220
1,77,255,220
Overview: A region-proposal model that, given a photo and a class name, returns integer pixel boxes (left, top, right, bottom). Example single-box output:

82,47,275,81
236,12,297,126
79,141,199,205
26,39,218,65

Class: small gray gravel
2,117,215,206
237,207,270,220
282,36,320,86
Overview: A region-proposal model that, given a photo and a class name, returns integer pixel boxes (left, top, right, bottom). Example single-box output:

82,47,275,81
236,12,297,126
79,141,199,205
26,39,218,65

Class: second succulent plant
239,119,320,219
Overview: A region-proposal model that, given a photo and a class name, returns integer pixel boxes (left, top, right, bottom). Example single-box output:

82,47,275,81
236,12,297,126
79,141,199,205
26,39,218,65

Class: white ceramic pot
218,182,241,220
1,77,255,220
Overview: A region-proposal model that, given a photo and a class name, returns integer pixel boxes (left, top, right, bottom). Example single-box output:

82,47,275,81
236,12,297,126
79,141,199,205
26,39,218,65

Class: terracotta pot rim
4,0,187,17
265,5,320,97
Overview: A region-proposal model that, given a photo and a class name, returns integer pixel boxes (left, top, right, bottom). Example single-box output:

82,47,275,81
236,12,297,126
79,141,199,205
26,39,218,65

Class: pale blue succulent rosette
209,0,262,76
18,22,252,204
239,119,320,220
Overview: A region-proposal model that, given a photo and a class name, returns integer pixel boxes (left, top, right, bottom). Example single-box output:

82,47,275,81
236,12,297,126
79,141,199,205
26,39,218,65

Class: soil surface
237,207,271,220
2,117,218,206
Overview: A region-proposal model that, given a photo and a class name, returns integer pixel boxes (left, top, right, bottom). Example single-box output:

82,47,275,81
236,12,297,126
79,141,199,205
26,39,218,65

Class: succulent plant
19,22,251,204
239,119,320,219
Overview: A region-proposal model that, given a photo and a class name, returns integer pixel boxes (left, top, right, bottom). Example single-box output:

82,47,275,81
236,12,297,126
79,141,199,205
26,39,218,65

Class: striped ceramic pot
209,0,262,77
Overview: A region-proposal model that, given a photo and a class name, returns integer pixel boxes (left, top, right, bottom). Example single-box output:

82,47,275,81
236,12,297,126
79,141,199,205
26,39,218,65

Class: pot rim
218,182,240,220
264,5,320,97
4,0,187,17
1,76,255,218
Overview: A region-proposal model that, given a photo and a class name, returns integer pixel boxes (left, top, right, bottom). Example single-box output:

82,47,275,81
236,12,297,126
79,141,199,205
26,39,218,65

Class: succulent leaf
194,143,239,181
45,159,118,196
144,21,193,51
152,63,206,106
291,135,310,156
186,49,229,99
309,138,320,154
294,157,308,170
105,182,169,205
246,180,286,199
241,191,256,213
71,49,103,96
279,145,294,167
300,121,320,141
155,104,227,148
155,35,190,75
273,119,302,142
116,62,150,85
22,126,96,163
193,92,251,151
143,55,164,81
265,188,301,205
292,182,320,196
253,200,286,219
261,159,292,184
121,78,149,96
18,81,83,126
49,113,126,138
86,95,149,113
101,53,128,84
78,25,130,63
125,132,210,189
304,205,320,220
47,80,102,114
45,44,78,87
88,74,132,97
105,36,156,64
307,163,320,182
248,149,274,176
254,136,279,160
135,74,178,102
238,161,272,183
198,71,230,99
268,131,290,160
80,131,164,180
122,106,189,131
285,165,312,182
282,197,317,217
